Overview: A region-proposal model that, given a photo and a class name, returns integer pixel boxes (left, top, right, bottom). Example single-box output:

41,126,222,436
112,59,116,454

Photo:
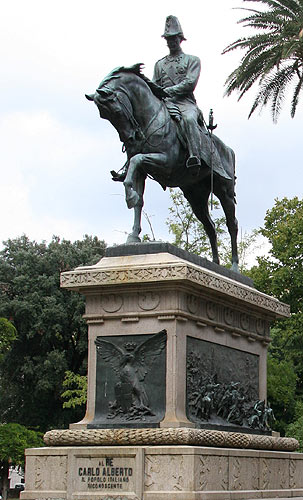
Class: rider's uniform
153,52,231,180
153,52,202,162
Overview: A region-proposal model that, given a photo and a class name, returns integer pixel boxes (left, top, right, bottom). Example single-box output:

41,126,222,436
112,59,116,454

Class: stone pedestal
22,244,299,500
22,444,303,499
59,243,289,432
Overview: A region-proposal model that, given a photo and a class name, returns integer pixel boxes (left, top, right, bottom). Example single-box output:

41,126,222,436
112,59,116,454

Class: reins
116,85,170,152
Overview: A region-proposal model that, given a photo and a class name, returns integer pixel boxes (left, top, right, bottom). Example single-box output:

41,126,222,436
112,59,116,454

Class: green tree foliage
286,400,303,450
0,318,17,360
249,197,303,433
219,228,260,273
0,235,105,431
250,196,303,312
0,423,43,500
223,0,303,121
166,188,258,271
166,188,227,258
61,370,87,409
286,416,303,450
267,356,297,433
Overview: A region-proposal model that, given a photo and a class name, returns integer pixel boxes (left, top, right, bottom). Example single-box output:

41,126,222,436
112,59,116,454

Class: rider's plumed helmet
162,15,186,41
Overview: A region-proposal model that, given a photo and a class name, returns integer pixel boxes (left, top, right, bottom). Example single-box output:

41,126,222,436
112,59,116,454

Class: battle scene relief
187,337,274,432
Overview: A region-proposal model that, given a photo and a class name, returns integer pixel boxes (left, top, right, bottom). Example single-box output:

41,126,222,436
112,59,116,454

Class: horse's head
86,67,147,152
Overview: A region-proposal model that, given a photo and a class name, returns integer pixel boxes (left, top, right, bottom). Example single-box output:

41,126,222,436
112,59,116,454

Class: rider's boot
110,160,129,182
183,116,202,176
111,170,127,182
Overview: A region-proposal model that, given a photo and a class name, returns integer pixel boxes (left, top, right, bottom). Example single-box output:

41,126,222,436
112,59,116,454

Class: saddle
164,101,232,181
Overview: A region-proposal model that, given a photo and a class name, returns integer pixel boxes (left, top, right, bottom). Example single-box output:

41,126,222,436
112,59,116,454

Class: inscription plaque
75,456,134,493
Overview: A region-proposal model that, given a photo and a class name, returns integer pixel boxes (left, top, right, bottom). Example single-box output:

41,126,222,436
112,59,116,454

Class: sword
207,109,217,211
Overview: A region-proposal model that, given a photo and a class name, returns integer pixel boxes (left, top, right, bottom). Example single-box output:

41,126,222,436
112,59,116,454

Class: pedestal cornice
60,251,290,319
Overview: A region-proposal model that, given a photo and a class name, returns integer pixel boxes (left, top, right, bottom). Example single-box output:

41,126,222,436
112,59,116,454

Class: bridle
113,88,145,151
104,84,170,153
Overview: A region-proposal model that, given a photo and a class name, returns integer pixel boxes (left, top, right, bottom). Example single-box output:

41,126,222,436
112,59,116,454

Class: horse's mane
98,64,166,99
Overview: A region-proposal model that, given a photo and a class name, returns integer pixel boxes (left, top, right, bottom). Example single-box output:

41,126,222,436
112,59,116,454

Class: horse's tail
230,148,237,204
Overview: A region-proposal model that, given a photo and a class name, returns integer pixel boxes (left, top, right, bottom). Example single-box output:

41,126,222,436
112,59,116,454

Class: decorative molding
43,427,298,452
240,313,250,331
61,261,290,318
187,295,198,314
101,294,123,313
206,301,217,320
121,316,139,323
157,315,175,321
35,457,47,490
290,458,297,489
224,308,234,326
138,292,160,311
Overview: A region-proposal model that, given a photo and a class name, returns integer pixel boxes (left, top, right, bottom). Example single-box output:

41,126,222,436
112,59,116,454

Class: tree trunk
2,462,10,500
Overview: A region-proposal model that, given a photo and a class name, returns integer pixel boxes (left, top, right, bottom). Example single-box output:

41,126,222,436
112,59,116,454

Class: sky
1,0,302,259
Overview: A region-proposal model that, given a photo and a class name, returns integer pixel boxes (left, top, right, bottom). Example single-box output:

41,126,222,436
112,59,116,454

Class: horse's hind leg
182,184,220,265
216,182,239,272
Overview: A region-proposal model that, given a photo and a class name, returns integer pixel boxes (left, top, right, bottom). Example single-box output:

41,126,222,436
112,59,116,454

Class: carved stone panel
229,457,259,490
196,455,228,491
260,458,290,489
89,331,167,428
34,456,67,490
145,455,193,491
289,458,303,489
187,337,262,432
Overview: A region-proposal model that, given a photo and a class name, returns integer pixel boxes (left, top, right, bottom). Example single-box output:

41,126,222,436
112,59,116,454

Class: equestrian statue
86,15,239,272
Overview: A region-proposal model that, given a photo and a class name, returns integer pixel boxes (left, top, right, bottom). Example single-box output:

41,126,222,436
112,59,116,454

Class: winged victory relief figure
95,330,167,419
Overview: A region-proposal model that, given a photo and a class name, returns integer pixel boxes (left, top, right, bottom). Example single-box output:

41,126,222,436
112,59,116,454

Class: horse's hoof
126,191,140,209
231,262,239,273
126,234,141,244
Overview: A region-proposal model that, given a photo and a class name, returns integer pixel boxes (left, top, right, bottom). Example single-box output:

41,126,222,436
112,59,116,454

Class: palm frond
243,0,301,17
291,73,303,116
248,64,295,120
223,0,303,120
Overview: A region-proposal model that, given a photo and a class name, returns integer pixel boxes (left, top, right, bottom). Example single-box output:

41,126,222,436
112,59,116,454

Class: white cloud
0,110,101,174
0,109,170,246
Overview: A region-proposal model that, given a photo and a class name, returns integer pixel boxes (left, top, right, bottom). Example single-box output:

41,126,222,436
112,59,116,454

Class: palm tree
223,0,303,122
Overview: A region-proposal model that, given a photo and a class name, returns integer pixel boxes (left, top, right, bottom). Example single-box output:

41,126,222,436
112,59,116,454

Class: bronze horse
86,65,239,271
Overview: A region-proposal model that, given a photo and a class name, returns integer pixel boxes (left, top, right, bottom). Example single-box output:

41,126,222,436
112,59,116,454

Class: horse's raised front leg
126,172,146,244
123,152,168,209
124,154,144,209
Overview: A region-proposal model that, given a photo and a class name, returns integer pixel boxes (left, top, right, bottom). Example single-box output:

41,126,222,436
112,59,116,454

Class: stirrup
186,156,201,169
186,156,201,176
